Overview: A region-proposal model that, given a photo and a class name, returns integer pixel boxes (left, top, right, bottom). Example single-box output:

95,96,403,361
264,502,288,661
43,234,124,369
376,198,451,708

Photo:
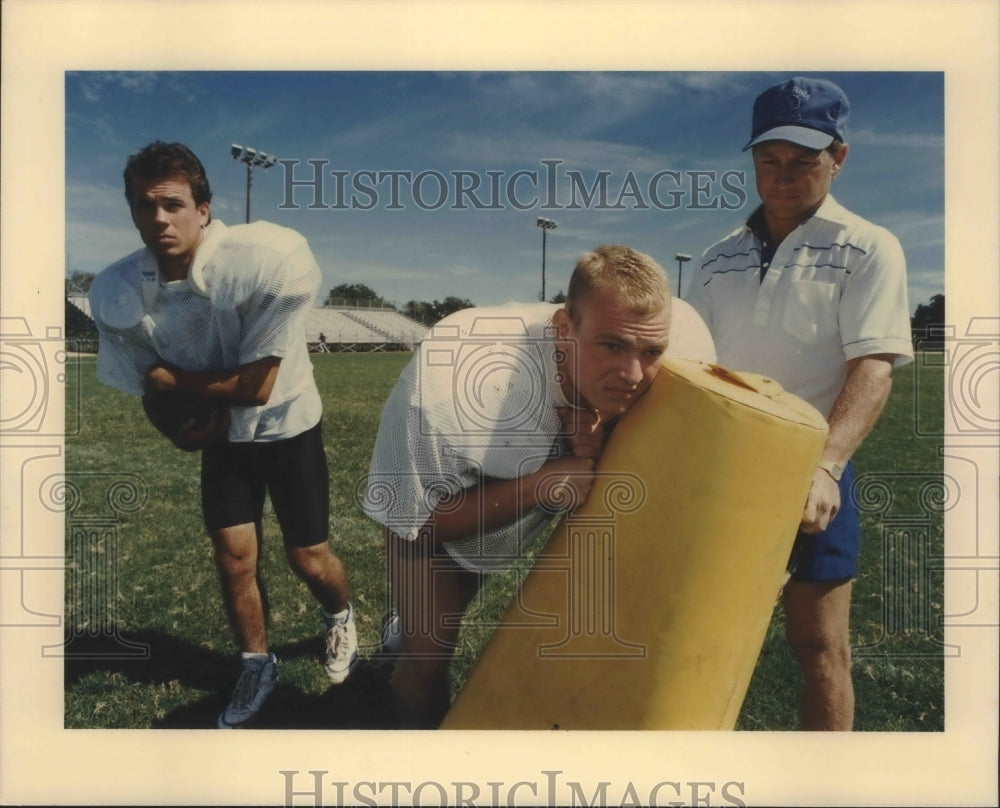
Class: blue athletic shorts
787,461,859,583
200,420,329,547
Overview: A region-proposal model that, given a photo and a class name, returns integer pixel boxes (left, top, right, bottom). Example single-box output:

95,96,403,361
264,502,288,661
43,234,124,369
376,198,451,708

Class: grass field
63,351,944,730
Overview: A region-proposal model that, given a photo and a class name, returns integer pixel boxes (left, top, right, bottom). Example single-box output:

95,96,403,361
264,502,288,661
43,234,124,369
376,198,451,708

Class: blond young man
364,245,716,727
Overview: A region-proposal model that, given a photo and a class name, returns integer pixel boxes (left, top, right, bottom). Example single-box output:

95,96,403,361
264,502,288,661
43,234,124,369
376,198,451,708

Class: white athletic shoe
217,652,278,729
324,603,359,684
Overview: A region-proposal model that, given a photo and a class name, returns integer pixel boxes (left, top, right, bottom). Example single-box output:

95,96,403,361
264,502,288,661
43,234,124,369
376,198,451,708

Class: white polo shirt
364,299,716,573
89,220,323,442
688,195,913,417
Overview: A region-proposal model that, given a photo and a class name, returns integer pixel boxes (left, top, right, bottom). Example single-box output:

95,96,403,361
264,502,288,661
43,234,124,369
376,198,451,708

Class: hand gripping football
141,390,231,452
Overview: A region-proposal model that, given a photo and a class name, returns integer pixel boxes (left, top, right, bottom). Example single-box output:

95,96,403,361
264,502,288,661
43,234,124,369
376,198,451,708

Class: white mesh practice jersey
89,220,323,442
364,299,717,573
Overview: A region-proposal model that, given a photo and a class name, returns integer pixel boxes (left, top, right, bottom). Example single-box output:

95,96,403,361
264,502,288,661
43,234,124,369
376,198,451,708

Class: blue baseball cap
743,77,850,151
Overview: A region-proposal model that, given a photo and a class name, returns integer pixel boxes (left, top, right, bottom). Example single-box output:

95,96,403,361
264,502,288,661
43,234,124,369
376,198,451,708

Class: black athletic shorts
200,420,329,547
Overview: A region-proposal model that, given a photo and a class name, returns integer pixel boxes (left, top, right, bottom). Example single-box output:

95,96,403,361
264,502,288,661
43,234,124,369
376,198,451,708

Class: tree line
910,294,945,336
330,282,946,339
65,272,946,338
324,283,475,325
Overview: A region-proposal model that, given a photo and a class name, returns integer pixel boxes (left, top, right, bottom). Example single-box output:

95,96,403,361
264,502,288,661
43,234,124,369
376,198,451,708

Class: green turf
64,351,944,730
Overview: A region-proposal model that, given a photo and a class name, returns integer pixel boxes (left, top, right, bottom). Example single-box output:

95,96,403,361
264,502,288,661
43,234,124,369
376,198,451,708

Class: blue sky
3,1,993,800
66,71,944,313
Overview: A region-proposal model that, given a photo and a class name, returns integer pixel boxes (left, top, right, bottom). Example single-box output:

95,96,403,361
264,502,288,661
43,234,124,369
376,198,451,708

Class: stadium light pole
674,253,692,300
536,217,558,302
231,144,278,223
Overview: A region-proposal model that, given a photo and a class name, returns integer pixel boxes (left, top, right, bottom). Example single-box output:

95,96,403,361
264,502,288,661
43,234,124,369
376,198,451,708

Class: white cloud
442,131,656,171
880,213,946,251
850,127,944,149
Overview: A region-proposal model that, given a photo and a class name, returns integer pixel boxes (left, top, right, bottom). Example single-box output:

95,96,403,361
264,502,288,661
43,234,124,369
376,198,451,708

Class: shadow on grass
63,630,398,729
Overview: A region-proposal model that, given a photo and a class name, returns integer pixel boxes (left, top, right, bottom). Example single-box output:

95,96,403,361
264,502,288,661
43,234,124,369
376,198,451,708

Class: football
141,390,230,451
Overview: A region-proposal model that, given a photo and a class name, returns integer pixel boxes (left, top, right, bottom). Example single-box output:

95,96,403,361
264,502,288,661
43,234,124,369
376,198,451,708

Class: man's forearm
146,357,281,407
798,354,895,532
425,456,595,546
821,354,895,467
428,475,542,546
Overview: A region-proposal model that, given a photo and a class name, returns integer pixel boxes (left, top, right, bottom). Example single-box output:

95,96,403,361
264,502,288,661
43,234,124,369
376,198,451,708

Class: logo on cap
778,92,803,120
743,77,849,152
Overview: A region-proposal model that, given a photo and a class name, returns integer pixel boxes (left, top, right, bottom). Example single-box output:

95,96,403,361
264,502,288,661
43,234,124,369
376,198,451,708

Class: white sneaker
324,603,359,684
217,652,278,729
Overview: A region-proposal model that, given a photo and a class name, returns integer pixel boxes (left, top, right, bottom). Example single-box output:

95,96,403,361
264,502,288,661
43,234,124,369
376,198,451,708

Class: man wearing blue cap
689,78,913,730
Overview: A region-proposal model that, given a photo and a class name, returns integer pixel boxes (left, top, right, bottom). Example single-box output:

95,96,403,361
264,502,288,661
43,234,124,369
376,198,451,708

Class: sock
323,605,351,626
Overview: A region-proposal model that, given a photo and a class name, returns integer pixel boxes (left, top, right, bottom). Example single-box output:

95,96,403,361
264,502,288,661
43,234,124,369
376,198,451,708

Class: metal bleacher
67,293,93,319
304,307,428,352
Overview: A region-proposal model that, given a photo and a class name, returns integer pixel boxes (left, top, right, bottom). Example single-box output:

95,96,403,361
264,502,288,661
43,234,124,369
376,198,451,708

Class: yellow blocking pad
442,358,829,730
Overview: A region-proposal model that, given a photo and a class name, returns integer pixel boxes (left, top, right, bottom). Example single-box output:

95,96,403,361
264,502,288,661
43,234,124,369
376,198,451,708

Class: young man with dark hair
89,141,358,728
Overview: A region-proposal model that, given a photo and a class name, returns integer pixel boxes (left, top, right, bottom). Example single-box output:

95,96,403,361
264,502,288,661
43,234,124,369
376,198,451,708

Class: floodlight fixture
230,142,279,223
674,253,692,299
536,217,558,301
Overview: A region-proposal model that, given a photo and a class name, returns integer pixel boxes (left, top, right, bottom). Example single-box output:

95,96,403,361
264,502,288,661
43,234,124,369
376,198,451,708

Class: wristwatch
818,460,844,482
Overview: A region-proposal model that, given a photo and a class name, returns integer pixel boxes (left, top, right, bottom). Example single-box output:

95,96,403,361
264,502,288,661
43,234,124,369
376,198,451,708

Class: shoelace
328,624,349,661
231,659,264,708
